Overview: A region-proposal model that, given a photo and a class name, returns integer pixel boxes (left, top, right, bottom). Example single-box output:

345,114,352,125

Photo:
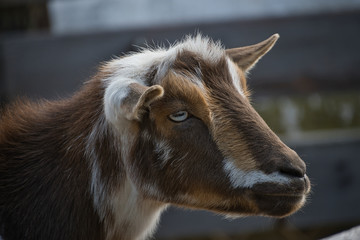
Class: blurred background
1,0,360,239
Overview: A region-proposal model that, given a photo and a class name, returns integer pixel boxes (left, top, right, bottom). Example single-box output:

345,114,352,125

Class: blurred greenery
253,91,360,134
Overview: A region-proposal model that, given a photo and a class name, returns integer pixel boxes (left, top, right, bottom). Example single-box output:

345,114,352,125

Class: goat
0,34,310,240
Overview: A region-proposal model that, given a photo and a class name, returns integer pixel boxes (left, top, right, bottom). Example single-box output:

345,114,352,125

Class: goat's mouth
210,192,307,218
202,176,310,218
249,176,311,217
251,174,310,196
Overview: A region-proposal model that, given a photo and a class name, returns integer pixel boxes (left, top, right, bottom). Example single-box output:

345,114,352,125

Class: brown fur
0,35,310,240
0,77,114,239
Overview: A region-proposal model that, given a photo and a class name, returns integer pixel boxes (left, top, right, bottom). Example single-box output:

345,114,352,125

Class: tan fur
0,34,310,240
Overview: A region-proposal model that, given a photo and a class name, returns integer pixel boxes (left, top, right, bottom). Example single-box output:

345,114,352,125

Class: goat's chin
253,193,307,218
210,194,306,219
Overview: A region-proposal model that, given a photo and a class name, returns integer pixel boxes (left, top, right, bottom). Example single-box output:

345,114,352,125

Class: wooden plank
48,0,360,35
1,12,360,101
322,225,360,240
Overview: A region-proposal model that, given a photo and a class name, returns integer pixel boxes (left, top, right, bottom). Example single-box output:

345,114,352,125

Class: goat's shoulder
0,99,63,139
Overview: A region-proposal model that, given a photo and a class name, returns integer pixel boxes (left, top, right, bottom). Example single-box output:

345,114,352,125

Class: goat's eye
169,111,189,122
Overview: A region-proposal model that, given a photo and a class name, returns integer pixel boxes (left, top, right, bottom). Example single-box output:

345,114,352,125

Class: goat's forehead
158,51,245,116
174,35,225,64
154,37,228,86
169,49,245,97
104,35,244,96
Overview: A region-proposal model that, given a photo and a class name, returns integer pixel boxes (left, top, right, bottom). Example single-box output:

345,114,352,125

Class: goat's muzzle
250,153,311,217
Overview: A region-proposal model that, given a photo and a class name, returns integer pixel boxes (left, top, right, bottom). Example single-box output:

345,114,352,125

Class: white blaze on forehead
227,58,244,96
223,159,290,189
179,34,224,63
105,49,174,83
102,34,224,87
171,70,206,92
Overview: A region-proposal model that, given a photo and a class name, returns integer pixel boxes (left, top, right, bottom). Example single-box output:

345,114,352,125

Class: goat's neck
68,79,167,240
87,124,167,240
106,177,167,240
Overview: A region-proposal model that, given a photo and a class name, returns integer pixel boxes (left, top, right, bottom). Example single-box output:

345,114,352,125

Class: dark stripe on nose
200,58,307,178
207,80,307,176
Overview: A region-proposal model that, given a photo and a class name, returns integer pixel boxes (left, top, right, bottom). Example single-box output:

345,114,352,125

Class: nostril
279,166,304,178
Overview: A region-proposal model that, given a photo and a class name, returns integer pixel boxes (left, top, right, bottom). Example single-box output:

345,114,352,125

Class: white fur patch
105,49,174,84
227,58,244,96
223,160,290,189
108,178,168,240
177,34,224,64
103,34,224,86
171,70,206,92
154,139,173,167
85,117,110,219
141,129,152,141
104,77,142,125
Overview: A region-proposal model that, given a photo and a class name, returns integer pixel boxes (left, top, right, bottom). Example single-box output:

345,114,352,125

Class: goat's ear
226,34,279,72
105,81,164,123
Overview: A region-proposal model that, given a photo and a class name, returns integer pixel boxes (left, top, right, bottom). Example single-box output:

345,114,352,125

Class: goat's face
104,34,310,218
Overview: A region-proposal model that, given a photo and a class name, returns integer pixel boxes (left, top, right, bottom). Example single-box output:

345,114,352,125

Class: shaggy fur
0,34,310,240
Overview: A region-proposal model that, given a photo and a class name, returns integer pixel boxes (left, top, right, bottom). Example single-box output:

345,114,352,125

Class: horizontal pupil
174,112,185,117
